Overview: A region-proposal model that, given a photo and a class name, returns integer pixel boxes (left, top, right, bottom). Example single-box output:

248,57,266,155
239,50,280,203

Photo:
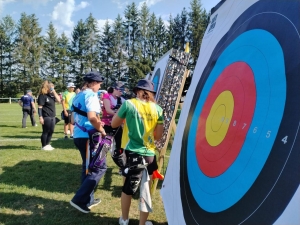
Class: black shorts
62,110,72,124
123,150,158,176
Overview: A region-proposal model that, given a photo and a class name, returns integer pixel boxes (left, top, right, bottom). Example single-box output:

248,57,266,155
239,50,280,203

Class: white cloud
75,1,89,11
97,19,114,32
138,0,163,9
52,0,89,28
111,0,128,9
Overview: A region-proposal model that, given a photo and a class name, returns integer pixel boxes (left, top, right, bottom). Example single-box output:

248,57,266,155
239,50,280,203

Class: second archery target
180,1,300,224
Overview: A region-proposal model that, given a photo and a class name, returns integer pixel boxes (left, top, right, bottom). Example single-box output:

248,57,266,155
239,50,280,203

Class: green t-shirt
117,98,164,156
62,91,76,110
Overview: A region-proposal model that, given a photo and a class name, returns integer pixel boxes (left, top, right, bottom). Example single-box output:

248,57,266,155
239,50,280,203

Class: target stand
150,49,190,195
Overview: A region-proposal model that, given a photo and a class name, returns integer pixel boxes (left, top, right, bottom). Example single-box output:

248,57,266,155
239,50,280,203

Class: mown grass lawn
0,103,169,225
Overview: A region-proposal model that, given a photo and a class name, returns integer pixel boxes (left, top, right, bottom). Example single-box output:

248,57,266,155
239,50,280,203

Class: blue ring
187,29,286,212
152,69,160,92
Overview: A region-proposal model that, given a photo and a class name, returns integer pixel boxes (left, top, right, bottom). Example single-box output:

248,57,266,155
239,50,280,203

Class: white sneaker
41,145,54,151
119,217,129,225
145,221,153,225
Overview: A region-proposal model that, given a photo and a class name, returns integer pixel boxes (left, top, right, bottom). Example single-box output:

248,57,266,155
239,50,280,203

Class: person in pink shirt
102,82,125,155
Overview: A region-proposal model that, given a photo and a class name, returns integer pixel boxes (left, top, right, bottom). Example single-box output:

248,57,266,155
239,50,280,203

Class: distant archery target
152,68,161,92
180,1,300,224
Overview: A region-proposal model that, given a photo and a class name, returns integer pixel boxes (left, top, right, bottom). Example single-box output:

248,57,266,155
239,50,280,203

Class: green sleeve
117,100,128,119
156,104,164,124
62,91,67,100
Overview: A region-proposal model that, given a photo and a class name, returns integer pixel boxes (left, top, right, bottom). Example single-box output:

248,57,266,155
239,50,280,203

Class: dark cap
133,79,156,94
83,71,104,82
112,81,125,91
26,90,32,93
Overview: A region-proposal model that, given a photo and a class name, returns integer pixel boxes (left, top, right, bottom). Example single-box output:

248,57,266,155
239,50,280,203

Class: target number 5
282,136,288,144
266,131,271,138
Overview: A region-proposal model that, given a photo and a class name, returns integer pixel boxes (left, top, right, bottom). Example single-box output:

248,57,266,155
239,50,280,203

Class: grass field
0,103,169,225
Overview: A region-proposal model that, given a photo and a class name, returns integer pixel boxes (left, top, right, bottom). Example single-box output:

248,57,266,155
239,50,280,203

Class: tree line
0,0,209,97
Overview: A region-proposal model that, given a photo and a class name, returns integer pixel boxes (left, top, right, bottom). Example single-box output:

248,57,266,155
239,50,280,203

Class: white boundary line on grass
0,138,59,142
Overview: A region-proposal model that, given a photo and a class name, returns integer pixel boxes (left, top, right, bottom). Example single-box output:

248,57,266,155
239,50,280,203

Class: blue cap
112,81,125,91
83,71,104,82
133,79,156,93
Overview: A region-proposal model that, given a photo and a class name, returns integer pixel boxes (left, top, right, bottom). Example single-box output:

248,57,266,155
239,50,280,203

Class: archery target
152,68,161,92
150,50,171,97
179,1,300,224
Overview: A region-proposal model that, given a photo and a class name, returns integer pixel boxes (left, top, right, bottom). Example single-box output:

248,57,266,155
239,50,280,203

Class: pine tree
123,2,148,88
138,3,152,79
0,16,17,97
99,20,114,88
41,22,59,81
172,8,189,51
57,32,70,88
156,17,168,59
188,0,209,69
139,2,150,60
111,14,127,83
147,13,157,63
166,15,175,50
70,19,88,85
85,13,101,72
14,13,43,94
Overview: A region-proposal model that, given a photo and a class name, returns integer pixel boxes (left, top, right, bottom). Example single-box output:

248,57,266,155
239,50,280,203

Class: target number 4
282,136,288,144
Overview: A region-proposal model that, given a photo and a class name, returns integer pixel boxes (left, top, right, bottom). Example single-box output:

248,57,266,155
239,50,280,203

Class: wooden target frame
150,48,190,194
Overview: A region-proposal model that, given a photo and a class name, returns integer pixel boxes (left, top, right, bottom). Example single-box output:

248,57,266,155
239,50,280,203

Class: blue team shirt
72,88,100,138
20,94,33,107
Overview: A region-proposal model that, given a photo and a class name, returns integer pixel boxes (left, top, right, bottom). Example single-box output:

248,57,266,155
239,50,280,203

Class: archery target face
150,51,170,97
152,68,161,92
180,1,300,224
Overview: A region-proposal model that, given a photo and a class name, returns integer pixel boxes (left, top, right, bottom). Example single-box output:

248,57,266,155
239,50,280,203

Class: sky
0,0,220,37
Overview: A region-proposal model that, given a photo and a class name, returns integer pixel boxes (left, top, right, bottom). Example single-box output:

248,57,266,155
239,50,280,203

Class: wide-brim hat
83,71,104,82
133,79,156,94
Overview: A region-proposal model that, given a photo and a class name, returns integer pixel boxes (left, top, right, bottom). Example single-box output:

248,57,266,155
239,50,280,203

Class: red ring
196,62,256,177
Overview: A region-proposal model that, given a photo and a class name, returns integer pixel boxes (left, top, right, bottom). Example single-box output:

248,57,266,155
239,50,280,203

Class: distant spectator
97,90,107,108
102,82,125,154
18,90,37,128
37,81,61,151
62,82,76,139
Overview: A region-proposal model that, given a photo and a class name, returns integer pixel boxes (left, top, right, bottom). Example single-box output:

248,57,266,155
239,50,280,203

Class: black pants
41,117,56,147
104,125,122,150
22,107,36,128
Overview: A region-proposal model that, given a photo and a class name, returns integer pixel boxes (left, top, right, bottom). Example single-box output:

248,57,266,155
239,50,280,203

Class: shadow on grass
19,130,64,134
102,168,113,191
51,138,77,149
0,145,39,150
1,135,41,139
0,160,81,194
0,124,20,128
0,192,127,225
